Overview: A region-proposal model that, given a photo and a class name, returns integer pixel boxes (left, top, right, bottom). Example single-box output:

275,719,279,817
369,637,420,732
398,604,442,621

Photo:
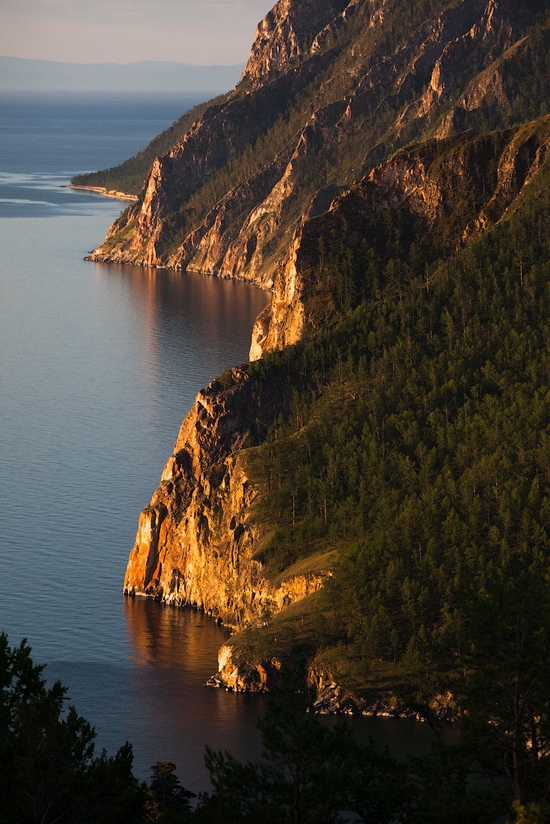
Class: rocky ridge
89,0,542,309
112,0,550,704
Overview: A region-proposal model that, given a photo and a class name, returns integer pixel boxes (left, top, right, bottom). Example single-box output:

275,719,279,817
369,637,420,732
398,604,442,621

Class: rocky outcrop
89,0,539,311
309,662,456,720
206,645,283,692
394,0,531,137
88,45,337,271
434,23,550,138
123,366,328,627
251,116,550,358
207,648,456,719
241,0,351,90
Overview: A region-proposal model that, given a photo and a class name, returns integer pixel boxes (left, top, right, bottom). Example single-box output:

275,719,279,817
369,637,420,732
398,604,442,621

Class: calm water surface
0,94,434,789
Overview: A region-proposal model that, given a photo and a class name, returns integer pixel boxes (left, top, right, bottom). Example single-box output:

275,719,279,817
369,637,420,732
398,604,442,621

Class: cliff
113,0,550,704
123,367,328,627
123,111,550,696
88,0,544,301
251,116,550,357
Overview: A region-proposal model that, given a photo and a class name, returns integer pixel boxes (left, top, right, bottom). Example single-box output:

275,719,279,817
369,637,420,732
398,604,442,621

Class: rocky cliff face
123,114,550,700
114,0,550,702
123,367,327,627
89,0,541,308
251,115,550,358
241,0,351,89
207,644,455,721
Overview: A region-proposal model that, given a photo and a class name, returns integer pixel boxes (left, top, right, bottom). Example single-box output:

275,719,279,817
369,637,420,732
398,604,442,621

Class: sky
0,0,275,65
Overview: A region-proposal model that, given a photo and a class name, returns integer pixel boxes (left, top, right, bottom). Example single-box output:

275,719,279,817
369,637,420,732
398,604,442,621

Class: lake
0,92,434,790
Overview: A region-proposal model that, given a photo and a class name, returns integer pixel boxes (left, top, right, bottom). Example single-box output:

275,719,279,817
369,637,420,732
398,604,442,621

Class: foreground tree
194,662,408,824
146,761,196,823
457,552,550,811
0,633,147,824
403,736,502,824
193,660,511,823
513,802,550,824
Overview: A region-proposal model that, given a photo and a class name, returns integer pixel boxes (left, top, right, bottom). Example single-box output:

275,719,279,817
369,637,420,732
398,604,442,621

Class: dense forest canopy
223,117,550,817
67,0,550,817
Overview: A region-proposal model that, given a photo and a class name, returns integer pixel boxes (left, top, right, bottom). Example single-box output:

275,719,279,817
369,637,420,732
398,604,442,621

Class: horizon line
0,55,246,69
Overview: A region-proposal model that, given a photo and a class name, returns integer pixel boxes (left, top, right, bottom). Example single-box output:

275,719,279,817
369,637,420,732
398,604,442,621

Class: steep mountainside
88,0,547,292
89,0,550,706
124,113,550,689
71,94,230,197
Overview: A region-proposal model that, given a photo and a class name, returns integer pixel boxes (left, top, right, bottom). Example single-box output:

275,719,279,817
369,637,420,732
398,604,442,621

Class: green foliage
71,94,229,195
194,663,505,822
0,633,147,823
514,801,550,824
243,141,550,754
196,666,348,823
146,761,195,823
64,1,550,814
404,736,502,824
194,663,409,824
217,368,235,390
457,554,550,806
0,635,510,820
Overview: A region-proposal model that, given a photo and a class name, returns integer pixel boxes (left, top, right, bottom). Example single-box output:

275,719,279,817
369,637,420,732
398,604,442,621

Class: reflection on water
0,92,442,794
123,598,267,788
1,208,269,789
122,599,444,787
91,262,270,454
125,596,231,674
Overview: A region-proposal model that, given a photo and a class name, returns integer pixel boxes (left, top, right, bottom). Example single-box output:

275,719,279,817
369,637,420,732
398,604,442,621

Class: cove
0,93,437,790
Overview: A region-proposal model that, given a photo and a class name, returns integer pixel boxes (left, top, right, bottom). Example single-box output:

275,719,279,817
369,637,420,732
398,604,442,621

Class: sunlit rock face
123,368,326,628
116,0,549,687
122,111,550,648
91,0,536,363
253,115,550,359
241,0,350,89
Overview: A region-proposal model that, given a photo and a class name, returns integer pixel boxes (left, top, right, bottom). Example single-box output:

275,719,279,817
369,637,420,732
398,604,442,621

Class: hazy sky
0,0,275,65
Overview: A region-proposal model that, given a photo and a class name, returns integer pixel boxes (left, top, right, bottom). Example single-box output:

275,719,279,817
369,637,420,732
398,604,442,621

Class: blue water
0,93,434,790
0,92,273,785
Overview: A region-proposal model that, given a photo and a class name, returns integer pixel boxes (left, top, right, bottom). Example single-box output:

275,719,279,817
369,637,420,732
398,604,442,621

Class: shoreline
66,184,138,202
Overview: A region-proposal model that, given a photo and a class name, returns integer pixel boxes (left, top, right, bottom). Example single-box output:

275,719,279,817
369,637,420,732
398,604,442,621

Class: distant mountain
0,56,245,94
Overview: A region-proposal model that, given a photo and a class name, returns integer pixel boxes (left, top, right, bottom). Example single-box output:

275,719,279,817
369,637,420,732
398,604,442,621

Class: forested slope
71,94,229,196
240,119,550,697
71,0,550,815
108,0,550,700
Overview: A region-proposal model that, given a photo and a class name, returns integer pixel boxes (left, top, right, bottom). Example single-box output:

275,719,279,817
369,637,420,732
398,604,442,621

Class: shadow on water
45,597,450,792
